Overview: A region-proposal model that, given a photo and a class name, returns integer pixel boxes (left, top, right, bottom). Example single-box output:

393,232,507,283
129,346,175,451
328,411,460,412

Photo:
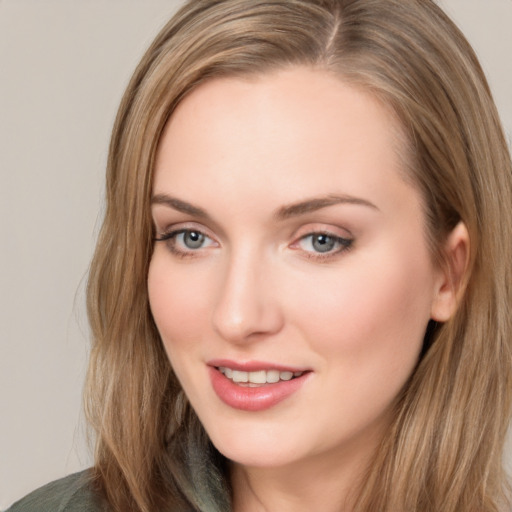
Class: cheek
147,255,211,353
288,249,435,375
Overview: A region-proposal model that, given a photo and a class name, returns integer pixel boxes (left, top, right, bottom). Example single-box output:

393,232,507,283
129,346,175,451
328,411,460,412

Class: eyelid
151,205,226,241
289,225,354,260
290,223,353,242
154,222,219,258
154,221,216,241
290,231,353,249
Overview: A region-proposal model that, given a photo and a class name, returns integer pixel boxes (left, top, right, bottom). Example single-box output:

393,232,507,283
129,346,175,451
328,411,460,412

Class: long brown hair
85,1,512,510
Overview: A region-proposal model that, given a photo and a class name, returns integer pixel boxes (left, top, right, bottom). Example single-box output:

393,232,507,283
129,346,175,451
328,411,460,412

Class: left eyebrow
275,194,379,220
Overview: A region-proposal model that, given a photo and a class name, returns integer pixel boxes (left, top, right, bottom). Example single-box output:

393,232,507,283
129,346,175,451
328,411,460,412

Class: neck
230,435,378,512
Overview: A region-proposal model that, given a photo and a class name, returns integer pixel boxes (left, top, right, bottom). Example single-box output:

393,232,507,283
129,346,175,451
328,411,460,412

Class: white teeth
266,370,280,383
218,367,304,385
249,370,267,384
232,370,248,383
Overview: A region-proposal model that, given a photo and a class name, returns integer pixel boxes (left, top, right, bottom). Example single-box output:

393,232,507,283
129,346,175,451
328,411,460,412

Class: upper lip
207,359,310,373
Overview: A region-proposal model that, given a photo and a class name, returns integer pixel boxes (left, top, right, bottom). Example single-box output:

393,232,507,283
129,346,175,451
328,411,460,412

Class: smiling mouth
217,366,306,387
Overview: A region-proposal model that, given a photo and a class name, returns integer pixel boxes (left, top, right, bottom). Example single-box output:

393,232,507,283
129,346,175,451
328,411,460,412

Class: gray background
1,1,511,508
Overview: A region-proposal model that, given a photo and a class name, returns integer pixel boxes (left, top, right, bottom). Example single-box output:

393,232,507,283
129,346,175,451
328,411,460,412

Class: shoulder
5,470,109,512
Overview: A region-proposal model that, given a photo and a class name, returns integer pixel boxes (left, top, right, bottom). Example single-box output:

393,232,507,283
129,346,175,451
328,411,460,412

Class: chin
216,442,301,469
204,419,306,468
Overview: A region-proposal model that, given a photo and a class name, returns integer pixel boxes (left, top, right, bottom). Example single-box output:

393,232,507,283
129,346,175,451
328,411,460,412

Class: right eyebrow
151,194,211,220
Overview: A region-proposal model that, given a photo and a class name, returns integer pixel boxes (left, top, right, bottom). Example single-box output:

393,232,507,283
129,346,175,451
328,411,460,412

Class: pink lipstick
208,360,311,412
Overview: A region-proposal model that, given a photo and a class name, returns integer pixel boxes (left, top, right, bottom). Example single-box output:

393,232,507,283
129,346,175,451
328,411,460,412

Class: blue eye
299,233,352,255
310,234,336,253
155,228,215,255
178,230,206,249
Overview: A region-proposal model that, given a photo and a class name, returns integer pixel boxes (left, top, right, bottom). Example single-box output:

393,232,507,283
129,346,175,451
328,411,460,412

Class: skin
148,67,464,512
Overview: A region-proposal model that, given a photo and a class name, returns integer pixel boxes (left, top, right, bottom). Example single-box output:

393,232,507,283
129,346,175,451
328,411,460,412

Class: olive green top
5,470,109,512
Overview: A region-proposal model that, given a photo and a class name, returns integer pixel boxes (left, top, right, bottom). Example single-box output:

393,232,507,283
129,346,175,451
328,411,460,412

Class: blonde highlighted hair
85,1,512,510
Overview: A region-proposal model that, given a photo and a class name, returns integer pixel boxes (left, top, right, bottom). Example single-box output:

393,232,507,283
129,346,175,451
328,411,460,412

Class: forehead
153,67,413,217
158,67,404,158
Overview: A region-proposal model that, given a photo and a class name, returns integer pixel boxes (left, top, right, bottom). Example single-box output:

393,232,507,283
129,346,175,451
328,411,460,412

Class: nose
211,250,284,344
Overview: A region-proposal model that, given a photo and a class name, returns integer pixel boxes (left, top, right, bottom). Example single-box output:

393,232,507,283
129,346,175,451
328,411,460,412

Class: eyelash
154,228,353,261
294,232,353,261
154,228,217,258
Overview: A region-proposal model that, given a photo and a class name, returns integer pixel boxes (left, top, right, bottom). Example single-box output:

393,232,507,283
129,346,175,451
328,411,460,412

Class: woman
8,0,512,511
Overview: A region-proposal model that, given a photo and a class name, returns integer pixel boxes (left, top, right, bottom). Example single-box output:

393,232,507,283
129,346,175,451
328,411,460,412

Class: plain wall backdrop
1,0,511,509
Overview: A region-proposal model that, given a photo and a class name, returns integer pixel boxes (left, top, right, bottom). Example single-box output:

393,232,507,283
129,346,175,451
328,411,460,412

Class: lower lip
209,367,309,412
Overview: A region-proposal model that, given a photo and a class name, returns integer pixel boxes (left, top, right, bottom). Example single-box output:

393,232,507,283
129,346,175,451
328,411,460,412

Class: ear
430,221,470,322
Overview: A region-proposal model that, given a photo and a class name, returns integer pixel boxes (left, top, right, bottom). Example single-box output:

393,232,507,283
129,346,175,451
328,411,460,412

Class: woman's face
148,67,444,471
